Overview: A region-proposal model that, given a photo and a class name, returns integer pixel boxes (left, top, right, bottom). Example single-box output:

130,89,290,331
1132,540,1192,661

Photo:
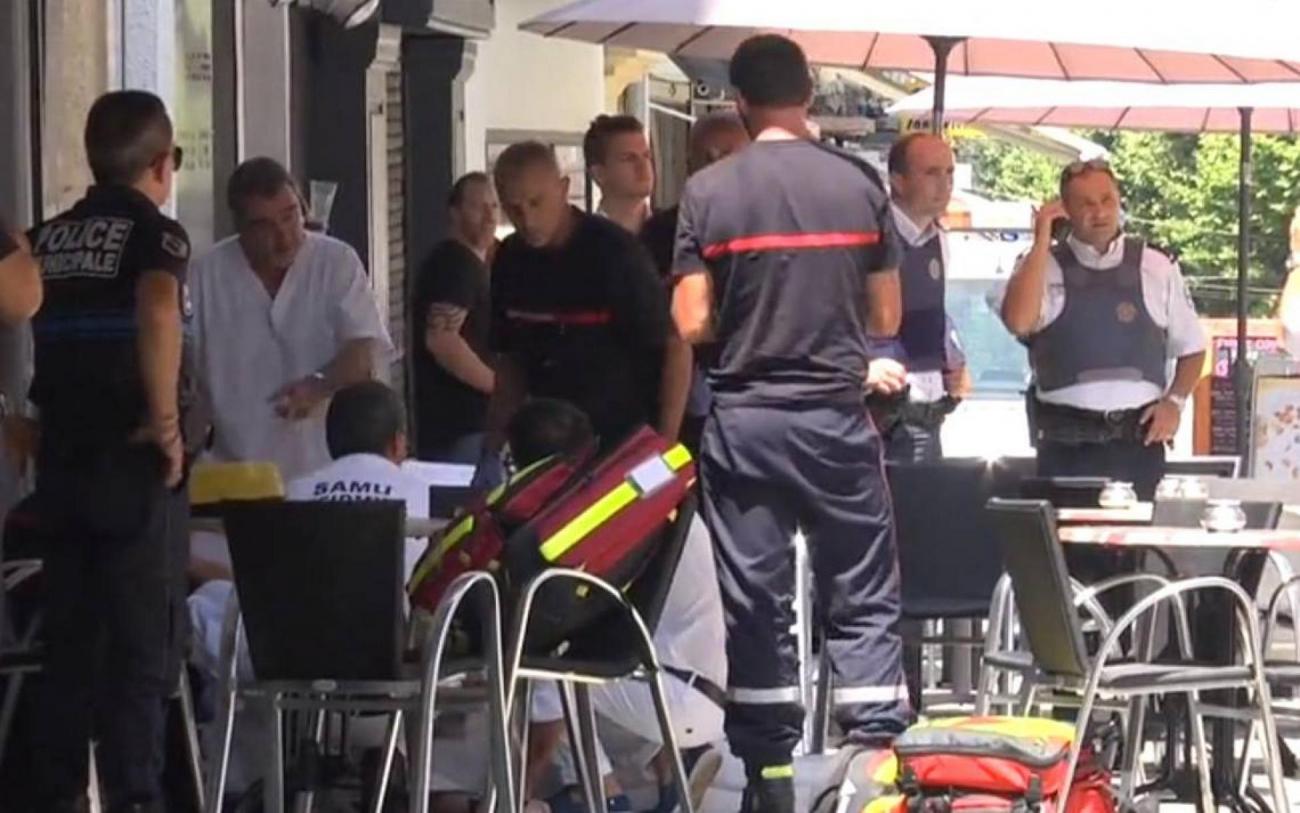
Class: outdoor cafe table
1060,524,1300,808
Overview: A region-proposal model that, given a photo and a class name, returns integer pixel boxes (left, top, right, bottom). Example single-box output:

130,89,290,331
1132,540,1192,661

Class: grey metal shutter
385,70,407,398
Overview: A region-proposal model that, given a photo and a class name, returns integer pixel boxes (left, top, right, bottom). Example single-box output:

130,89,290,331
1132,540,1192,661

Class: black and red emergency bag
407,425,696,639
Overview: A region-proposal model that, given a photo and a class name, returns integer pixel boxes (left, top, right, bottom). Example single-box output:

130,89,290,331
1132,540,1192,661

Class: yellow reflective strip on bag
485,455,554,504
537,446,692,562
663,443,692,470
863,795,904,813
538,482,639,561
410,515,477,585
925,715,1076,744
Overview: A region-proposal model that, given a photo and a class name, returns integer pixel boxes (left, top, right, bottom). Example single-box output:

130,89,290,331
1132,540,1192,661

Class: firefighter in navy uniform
1000,160,1207,499
28,90,192,813
672,36,909,813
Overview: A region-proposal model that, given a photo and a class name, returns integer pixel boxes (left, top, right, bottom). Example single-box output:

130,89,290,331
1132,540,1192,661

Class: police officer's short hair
227,157,300,223
325,381,406,459
729,34,814,109
506,398,594,468
448,172,490,208
84,91,174,187
492,142,561,192
583,115,645,168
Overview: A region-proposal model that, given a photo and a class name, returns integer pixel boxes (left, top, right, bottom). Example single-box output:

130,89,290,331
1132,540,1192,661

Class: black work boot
740,763,796,813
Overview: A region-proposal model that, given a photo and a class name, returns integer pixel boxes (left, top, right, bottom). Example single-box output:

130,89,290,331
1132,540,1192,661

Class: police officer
28,90,192,813
870,133,970,462
1000,159,1207,498
672,35,909,813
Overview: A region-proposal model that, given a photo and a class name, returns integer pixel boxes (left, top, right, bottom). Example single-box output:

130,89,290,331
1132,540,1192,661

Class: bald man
868,133,969,463
641,113,751,278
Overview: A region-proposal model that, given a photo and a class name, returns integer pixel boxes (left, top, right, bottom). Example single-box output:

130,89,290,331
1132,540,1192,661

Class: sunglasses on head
1062,158,1111,178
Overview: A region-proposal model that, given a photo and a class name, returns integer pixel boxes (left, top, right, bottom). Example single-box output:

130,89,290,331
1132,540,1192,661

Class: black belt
664,665,726,709
1032,399,1154,445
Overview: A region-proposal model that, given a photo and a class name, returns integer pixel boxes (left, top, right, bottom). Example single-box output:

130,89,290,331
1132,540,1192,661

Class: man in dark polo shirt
481,141,690,463
672,35,907,813
411,172,498,462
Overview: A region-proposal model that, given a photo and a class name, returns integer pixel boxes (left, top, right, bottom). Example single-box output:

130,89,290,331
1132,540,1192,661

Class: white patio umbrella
889,77,1300,454
521,0,1300,128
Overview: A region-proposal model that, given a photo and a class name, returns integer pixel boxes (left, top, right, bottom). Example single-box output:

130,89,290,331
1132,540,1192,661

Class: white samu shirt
287,453,430,580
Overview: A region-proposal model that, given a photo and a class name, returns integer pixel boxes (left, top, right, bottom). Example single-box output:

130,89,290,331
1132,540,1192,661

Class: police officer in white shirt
1000,159,1207,499
191,158,392,481
868,133,970,462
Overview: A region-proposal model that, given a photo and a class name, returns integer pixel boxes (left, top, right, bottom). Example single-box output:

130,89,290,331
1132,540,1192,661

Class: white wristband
1164,392,1187,411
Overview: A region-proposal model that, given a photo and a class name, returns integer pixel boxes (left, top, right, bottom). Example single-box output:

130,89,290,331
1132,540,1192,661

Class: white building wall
462,0,606,172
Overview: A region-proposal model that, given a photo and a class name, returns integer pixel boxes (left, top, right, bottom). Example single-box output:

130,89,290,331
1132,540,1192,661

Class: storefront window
174,0,216,250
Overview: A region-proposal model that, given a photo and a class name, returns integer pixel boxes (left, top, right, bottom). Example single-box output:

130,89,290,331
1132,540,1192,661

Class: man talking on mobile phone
999,159,1207,499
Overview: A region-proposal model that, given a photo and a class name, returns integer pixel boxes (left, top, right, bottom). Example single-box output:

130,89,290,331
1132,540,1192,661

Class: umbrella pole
925,36,960,134
1235,106,1254,459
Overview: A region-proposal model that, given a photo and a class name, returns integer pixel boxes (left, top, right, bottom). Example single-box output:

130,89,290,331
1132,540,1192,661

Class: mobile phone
1050,217,1071,242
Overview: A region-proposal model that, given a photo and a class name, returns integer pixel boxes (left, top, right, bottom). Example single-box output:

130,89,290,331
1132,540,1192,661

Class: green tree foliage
956,131,1300,316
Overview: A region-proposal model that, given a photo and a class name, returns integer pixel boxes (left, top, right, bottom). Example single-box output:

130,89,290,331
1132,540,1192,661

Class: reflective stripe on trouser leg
698,407,805,768
799,406,912,744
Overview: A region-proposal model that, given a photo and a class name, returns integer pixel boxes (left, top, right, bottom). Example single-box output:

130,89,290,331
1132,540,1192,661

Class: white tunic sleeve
329,244,394,351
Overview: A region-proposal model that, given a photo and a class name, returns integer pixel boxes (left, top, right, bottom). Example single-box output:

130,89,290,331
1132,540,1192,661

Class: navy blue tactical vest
898,230,946,372
1029,237,1167,393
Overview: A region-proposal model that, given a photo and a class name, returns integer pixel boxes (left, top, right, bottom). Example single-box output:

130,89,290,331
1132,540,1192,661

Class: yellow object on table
189,461,285,506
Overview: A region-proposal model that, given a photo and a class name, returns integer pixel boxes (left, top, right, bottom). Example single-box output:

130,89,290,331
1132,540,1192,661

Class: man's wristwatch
1164,392,1188,411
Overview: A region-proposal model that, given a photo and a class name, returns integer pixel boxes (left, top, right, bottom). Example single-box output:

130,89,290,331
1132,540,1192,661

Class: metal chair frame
502,567,694,813
984,501,1290,812
204,571,515,813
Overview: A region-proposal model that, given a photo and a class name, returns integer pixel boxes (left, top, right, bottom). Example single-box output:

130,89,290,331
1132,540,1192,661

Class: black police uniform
27,185,193,808
490,207,669,448
674,139,910,778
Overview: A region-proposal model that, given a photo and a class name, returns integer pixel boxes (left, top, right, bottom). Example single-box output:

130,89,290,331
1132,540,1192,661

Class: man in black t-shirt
481,141,689,463
0,214,43,324
672,36,907,813
27,91,191,813
411,172,498,461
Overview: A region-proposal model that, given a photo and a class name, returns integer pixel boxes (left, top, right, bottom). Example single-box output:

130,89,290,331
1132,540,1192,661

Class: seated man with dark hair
287,380,430,573
505,397,595,471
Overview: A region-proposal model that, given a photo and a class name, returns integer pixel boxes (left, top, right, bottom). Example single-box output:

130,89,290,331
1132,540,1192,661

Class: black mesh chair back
222,500,406,681
1019,476,1109,508
888,460,1007,619
987,498,1091,678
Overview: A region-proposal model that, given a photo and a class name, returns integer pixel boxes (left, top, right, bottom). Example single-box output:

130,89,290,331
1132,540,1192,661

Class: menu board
1250,357,1300,481
1209,335,1280,455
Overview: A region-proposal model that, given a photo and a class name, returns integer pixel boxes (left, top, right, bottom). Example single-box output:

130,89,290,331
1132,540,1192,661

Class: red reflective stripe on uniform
701,231,881,259
505,308,613,325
